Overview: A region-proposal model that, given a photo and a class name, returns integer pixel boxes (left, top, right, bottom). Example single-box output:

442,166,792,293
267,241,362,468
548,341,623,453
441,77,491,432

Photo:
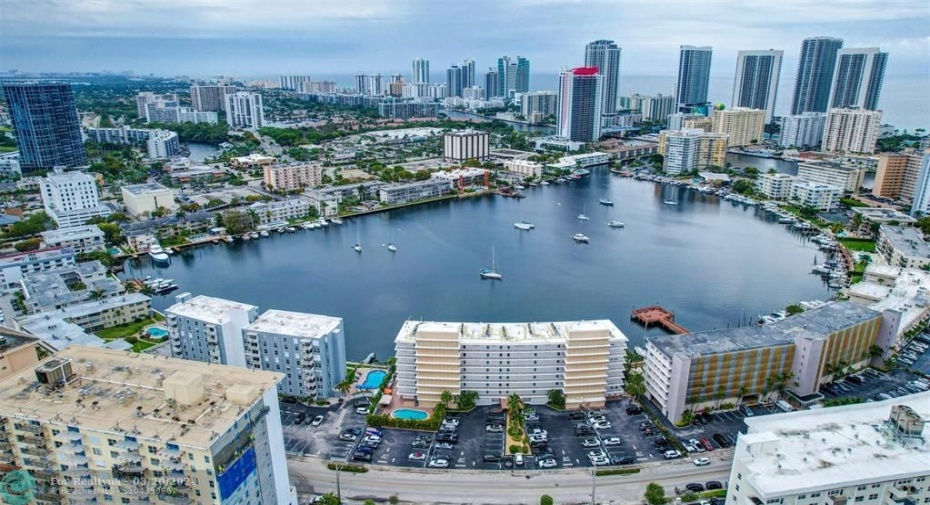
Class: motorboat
572,233,589,243
330,217,344,225
387,243,397,252
577,214,590,220
148,244,169,263
259,231,270,238
599,199,614,206
608,221,624,228
514,221,535,230
353,232,362,253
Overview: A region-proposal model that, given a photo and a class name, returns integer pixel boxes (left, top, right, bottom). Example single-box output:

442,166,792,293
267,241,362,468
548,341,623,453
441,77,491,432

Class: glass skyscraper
829,47,888,111
790,36,843,115
3,81,86,173
557,67,603,142
675,46,713,110
732,50,784,123
584,40,622,115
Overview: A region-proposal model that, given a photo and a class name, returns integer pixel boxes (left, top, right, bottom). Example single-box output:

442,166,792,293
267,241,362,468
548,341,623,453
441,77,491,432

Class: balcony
16,424,45,434
155,492,191,505
23,458,54,469
116,452,143,465
0,431,8,442
22,446,50,457
112,464,146,479
35,493,65,504
161,458,185,472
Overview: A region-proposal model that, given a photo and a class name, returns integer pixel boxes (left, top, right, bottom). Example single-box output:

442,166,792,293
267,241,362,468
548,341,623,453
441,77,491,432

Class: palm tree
439,390,453,409
336,378,353,398
87,289,106,301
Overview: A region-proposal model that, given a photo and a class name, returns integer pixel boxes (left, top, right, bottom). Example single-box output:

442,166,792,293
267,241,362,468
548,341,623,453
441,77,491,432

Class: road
287,451,732,504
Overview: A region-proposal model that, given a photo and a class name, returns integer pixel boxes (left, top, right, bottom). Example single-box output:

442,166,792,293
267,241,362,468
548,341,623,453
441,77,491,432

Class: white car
408,452,427,461
664,450,682,459
602,437,622,446
529,434,547,443
310,415,324,427
428,458,449,468
537,458,557,469
442,418,460,427
592,421,611,430
590,455,610,466
589,416,608,424
587,449,607,459
694,457,711,466
356,407,370,415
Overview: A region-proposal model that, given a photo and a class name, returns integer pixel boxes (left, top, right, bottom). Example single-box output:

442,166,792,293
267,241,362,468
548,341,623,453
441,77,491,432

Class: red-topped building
558,67,604,142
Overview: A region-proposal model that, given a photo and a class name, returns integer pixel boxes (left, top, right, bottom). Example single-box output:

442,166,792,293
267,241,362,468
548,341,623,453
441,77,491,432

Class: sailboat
386,229,397,252
352,231,362,253
577,204,590,220
480,247,502,280
663,188,679,206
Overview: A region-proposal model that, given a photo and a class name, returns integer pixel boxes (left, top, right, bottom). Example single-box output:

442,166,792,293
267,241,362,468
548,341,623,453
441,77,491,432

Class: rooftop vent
35,358,74,388
889,404,924,438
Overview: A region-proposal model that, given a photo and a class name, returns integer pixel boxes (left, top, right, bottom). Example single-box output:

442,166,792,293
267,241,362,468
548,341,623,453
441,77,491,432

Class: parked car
685,483,706,492
705,481,724,490
581,438,601,448
356,406,369,415
612,455,635,465
486,425,503,433
688,439,704,452
428,458,449,468
663,450,682,459
712,433,731,448
513,454,524,466
482,454,501,463
294,413,306,424
592,421,611,430
693,457,710,466
281,397,298,404
310,415,324,427
590,455,609,466
408,452,427,461
352,451,372,462
339,433,357,442
568,412,586,420
700,438,714,452
602,437,622,446
537,458,557,469
436,442,454,450
625,406,643,415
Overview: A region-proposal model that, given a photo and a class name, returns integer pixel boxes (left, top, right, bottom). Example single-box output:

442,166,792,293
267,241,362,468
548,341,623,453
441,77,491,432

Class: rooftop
881,225,930,259
20,317,131,352
850,266,930,333
21,260,123,311
0,329,40,353
121,183,173,196
40,224,104,241
648,301,882,358
166,294,257,325
854,207,916,224
737,393,930,495
395,319,628,344
244,309,341,339
0,346,283,448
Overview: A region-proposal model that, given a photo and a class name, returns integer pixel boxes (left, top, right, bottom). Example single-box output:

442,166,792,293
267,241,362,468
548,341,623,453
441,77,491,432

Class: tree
540,495,554,505
547,389,565,409
644,482,667,505
317,493,340,505
87,289,106,301
507,393,524,423
732,179,755,195
14,238,42,252
851,212,864,231
439,390,453,408
624,372,646,398
785,304,804,316
336,378,353,398
97,222,124,246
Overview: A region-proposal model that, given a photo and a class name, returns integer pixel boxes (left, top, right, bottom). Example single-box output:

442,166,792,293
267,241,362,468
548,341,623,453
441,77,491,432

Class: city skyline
1,1,926,78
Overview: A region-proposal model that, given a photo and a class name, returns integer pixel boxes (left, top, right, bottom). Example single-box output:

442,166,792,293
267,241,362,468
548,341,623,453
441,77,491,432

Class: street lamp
590,467,597,505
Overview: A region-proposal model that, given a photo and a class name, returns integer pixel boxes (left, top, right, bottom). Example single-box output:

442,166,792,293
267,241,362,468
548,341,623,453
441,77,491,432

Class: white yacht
572,233,589,243
148,244,169,263
353,232,362,253
514,221,535,230
608,221,624,228
577,214,590,220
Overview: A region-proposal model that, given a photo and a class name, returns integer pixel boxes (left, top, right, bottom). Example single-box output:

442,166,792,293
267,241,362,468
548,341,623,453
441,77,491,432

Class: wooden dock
631,305,689,335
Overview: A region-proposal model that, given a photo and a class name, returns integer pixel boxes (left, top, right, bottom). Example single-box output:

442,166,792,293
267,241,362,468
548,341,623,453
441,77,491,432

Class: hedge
327,463,368,473
594,467,641,477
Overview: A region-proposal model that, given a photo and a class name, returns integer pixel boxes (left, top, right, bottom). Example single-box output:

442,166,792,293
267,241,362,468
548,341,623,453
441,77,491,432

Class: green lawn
96,318,156,340
839,239,877,253
840,197,870,208
132,340,159,352
0,146,17,153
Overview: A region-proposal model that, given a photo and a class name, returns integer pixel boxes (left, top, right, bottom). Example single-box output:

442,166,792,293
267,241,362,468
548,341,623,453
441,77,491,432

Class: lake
124,171,832,360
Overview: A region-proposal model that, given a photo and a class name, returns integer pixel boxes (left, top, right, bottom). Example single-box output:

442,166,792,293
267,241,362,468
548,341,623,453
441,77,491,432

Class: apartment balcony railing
21,446,50,457
34,493,65,504
16,424,45,434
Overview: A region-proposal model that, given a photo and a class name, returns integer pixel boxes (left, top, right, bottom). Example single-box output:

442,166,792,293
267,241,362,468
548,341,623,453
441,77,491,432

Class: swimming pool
358,370,387,389
147,327,169,338
392,408,429,421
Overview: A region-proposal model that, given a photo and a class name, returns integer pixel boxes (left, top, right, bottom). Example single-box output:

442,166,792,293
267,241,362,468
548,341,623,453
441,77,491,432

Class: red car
700,438,714,452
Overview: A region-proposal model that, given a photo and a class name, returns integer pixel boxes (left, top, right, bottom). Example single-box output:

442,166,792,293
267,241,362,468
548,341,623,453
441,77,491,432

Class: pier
631,305,689,335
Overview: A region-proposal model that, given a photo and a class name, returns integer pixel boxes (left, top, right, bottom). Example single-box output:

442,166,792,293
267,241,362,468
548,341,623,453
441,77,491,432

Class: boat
353,232,362,253
514,221,535,230
148,244,169,263
514,185,526,190
577,213,590,220
541,181,550,186
286,227,297,233
330,217,344,225
572,233,589,243
811,264,832,274
608,221,624,228
386,229,397,252
663,200,678,206
259,231,270,238
599,198,614,206
480,247,502,280
250,232,259,239
316,217,329,227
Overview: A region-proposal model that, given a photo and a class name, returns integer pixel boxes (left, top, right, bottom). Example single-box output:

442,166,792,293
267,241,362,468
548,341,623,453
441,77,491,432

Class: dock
631,305,689,335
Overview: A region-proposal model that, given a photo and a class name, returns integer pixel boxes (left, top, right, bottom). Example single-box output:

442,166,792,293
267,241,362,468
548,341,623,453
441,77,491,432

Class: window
868,495,877,500
810,493,821,498
148,446,157,454
854,498,863,503
92,448,102,456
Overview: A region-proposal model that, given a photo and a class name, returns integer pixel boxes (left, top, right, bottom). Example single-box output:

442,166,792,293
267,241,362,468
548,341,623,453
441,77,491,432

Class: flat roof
648,301,881,358
852,267,930,332
854,207,916,223
0,330,39,353
0,346,283,448
739,393,930,495
121,183,172,196
395,319,628,344
244,309,341,339
40,225,104,241
20,317,131,352
166,295,257,325
881,225,930,259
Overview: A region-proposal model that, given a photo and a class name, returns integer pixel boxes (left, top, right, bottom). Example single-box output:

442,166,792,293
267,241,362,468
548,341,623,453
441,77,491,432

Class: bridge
631,305,689,335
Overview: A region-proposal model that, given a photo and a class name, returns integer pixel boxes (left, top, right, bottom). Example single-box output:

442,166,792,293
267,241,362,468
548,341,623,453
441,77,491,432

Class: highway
287,451,733,504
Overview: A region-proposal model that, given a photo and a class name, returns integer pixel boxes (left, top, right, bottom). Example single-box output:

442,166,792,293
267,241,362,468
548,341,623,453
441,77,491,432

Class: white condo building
394,320,627,409
242,309,347,399
225,92,265,130
778,112,827,149
190,84,237,112
121,182,177,216
0,346,293,505
443,130,490,162
166,294,259,367
797,160,863,192
755,173,797,200
823,108,882,154
522,91,558,118
789,181,842,211
726,395,929,505
40,170,111,229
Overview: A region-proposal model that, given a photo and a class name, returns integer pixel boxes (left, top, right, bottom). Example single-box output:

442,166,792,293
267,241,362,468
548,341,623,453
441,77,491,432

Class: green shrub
326,463,368,473
702,490,728,499
509,444,520,454
681,492,699,503
594,467,641,477
366,413,439,431
540,495,554,505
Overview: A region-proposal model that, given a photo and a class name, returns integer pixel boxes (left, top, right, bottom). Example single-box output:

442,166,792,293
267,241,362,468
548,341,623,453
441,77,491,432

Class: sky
1,0,928,80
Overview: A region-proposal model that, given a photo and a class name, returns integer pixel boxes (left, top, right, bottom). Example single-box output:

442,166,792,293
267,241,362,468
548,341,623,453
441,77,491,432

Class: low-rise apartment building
644,301,888,423
263,163,322,191
431,168,489,188
242,310,347,399
379,180,450,205
121,183,177,217
876,225,930,269
0,247,76,292
789,181,842,211
755,173,797,200
247,199,312,226
504,159,544,180
847,265,930,348
726,397,930,505
40,225,105,254
166,294,259,367
0,346,293,505
394,320,627,409
20,260,124,314
796,160,863,192
22,293,151,333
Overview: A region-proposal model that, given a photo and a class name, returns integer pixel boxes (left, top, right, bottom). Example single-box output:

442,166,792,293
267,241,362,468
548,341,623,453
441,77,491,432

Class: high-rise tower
829,48,888,111
675,46,713,110
584,40,622,114
2,81,86,173
732,50,783,123
790,36,843,115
